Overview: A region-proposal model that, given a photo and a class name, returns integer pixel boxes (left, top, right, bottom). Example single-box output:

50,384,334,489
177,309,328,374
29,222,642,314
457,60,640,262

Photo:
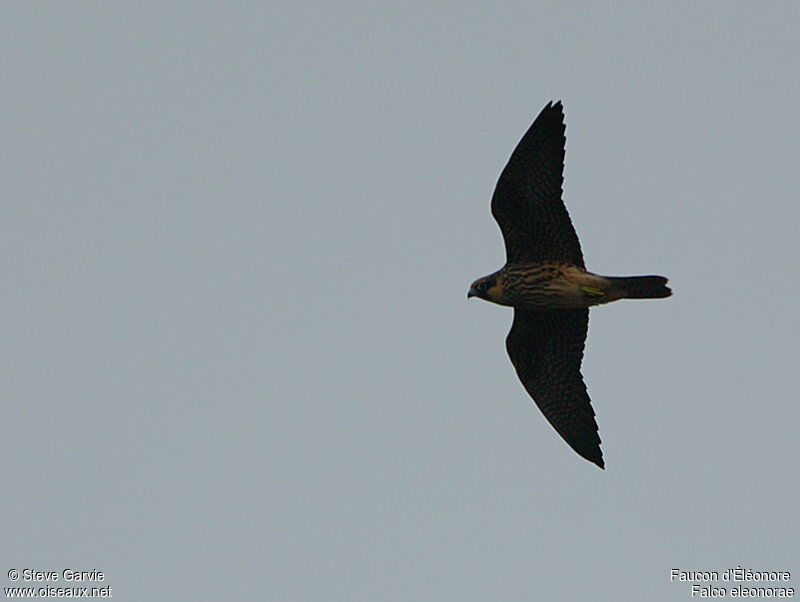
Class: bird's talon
581,286,605,297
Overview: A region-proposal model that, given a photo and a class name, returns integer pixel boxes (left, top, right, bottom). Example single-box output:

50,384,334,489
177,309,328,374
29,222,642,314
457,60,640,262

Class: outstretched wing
505,308,603,468
491,101,584,268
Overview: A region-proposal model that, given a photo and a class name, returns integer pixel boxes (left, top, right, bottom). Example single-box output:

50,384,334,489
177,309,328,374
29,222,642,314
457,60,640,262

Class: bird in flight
468,101,671,469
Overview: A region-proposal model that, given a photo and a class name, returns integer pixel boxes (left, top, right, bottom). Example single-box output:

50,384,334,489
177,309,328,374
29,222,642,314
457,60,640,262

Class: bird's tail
606,275,672,299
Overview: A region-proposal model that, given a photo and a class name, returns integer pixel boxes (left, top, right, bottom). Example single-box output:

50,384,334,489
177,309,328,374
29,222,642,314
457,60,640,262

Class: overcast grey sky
2,3,798,600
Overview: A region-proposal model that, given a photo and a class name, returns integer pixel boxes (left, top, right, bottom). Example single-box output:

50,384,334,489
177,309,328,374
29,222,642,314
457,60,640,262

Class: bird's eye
477,281,488,292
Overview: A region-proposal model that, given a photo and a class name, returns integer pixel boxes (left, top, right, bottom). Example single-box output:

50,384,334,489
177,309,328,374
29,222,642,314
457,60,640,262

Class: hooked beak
467,287,477,299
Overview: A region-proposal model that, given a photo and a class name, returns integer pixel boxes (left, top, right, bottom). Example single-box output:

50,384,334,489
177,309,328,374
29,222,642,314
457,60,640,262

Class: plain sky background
2,3,798,600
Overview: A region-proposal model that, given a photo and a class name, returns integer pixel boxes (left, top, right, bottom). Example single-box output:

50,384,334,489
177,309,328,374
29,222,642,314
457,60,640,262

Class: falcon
468,101,671,469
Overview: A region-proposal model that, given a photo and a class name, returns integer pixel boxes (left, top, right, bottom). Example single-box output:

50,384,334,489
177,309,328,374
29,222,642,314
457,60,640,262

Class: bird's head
468,274,503,304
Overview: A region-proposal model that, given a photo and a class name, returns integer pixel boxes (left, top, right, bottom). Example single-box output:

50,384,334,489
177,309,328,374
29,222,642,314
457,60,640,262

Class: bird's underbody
469,262,670,309
468,101,671,469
